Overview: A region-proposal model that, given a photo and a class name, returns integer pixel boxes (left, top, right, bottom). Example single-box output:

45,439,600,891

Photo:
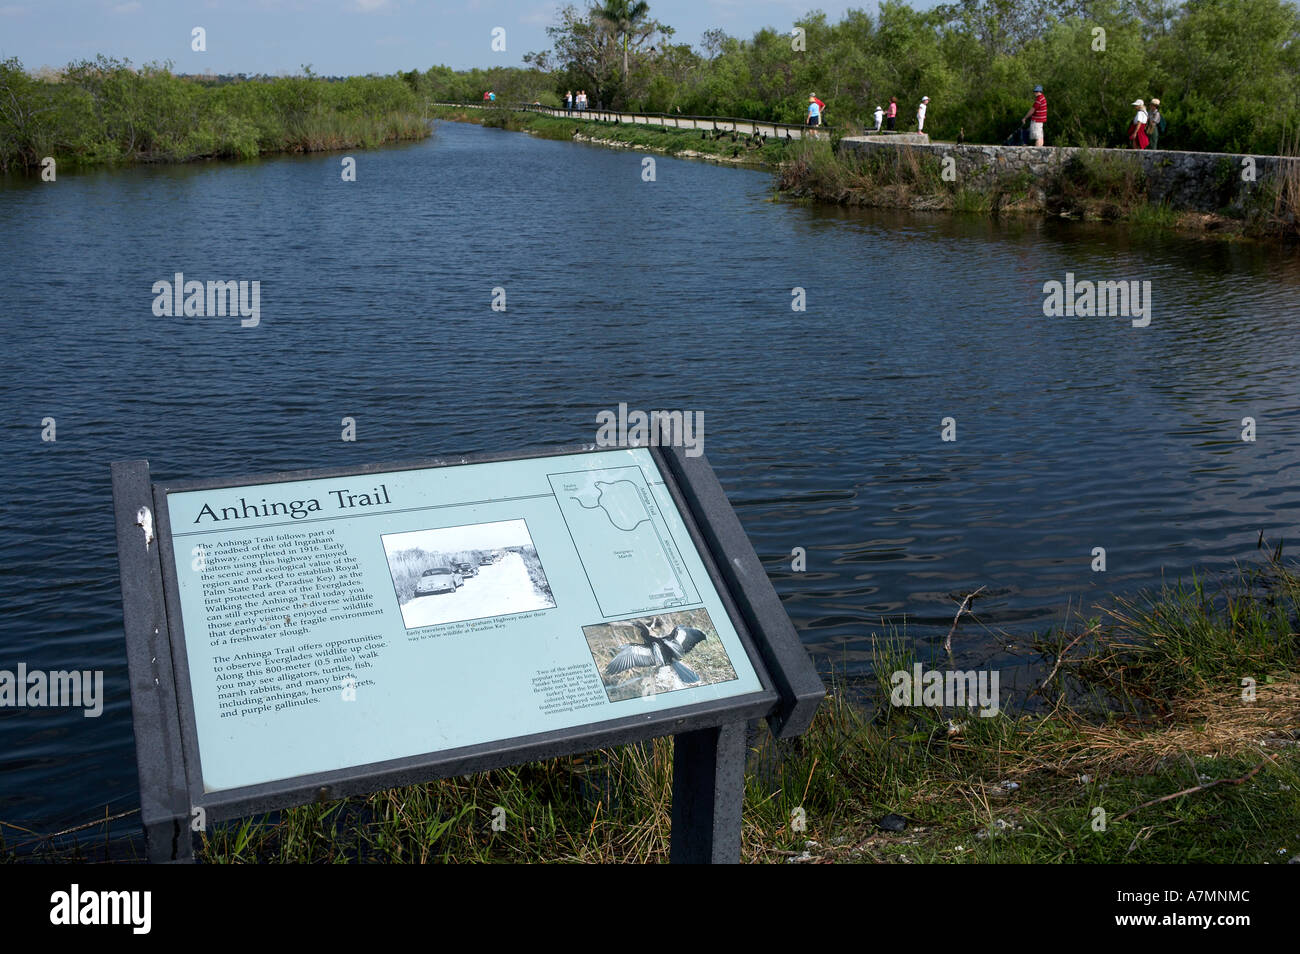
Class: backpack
1159,114,1167,134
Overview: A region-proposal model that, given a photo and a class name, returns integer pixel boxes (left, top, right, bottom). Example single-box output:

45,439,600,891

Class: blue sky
0,0,910,75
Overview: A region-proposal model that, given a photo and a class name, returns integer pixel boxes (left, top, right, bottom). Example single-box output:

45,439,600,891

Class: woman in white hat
917,96,930,133
1128,99,1149,149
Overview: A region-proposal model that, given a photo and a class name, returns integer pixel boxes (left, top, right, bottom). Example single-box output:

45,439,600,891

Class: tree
595,0,652,82
546,3,621,101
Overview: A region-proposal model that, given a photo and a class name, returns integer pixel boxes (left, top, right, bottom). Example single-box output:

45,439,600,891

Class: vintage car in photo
453,561,477,578
414,566,460,596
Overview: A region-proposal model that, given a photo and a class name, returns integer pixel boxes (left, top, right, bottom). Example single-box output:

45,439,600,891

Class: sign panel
161,448,765,793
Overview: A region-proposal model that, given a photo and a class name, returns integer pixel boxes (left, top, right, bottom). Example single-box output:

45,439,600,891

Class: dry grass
1069,675,1299,773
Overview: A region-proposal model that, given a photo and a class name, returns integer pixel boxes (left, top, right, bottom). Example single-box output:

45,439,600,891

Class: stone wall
837,136,1298,214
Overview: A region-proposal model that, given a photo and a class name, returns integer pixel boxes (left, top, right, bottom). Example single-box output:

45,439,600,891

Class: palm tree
595,0,651,83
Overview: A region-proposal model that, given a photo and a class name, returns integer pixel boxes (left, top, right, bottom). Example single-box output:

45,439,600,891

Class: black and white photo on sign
583,608,738,703
382,519,556,629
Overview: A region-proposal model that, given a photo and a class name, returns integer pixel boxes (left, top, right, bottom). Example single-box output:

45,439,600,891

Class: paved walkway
433,102,929,143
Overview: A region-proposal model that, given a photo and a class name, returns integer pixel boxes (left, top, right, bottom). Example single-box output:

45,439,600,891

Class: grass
7,547,1295,864
777,139,946,207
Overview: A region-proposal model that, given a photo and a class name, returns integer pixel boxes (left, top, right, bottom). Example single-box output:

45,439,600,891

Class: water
2,120,1299,844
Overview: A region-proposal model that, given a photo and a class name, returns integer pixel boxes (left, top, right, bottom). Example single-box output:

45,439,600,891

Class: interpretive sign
111,445,824,863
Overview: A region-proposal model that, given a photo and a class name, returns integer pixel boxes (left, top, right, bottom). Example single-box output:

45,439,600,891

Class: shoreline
431,106,1298,243
7,554,1297,864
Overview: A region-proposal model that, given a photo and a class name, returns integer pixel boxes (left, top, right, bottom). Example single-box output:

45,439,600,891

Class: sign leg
111,460,194,864
670,721,747,863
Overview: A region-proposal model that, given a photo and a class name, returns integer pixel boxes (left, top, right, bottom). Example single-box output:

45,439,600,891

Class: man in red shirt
1021,85,1047,146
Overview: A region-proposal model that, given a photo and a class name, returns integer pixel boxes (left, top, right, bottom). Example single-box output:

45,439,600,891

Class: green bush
0,56,430,172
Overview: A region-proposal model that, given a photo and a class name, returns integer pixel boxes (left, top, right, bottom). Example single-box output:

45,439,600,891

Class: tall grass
0,56,430,173
777,140,944,205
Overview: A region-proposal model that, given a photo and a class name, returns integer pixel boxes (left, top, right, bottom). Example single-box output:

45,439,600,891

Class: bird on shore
957,127,965,144
605,617,708,684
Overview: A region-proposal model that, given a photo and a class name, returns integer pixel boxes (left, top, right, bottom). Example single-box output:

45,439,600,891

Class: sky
0,0,914,75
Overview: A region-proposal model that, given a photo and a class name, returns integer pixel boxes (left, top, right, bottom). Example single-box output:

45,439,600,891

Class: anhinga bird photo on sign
605,616,708,684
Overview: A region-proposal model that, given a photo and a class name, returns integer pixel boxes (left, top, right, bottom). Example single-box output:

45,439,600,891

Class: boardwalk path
432,101,853,141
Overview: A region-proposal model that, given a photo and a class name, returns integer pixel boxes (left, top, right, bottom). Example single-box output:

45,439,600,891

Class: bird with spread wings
604,616,709,684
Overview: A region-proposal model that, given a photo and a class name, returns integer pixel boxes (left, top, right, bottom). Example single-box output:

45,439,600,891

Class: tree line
2,0,1294,173
424,0,1300,155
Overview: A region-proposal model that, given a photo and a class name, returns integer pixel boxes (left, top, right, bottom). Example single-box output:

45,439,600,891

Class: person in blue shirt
807,94,822,127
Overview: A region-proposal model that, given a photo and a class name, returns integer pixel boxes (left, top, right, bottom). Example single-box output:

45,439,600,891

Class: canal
2,118,1298,843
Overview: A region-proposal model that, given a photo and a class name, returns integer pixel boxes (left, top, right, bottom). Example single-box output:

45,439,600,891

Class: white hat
1132,99,1145,107
921,96,930,102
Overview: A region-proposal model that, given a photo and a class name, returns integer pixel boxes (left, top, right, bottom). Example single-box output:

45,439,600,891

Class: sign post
111,445,823,863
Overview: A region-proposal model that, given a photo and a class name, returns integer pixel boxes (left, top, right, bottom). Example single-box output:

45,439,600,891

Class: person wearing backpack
1147,98,1165,150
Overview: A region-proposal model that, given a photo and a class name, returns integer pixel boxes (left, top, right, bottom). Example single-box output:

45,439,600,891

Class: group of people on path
1127,98,1165,150
516,83,1164,148
866,96,929,132
829,83,1168,149
1016,86,1166,149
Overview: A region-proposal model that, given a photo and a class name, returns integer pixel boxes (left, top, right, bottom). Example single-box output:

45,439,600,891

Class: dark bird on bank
956,126,965,144
605,617,708,683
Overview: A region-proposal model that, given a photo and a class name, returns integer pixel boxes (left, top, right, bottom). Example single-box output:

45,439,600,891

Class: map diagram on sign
548,465,698,617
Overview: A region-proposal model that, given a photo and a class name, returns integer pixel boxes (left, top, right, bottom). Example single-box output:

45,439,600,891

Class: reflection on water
2,120,1299,837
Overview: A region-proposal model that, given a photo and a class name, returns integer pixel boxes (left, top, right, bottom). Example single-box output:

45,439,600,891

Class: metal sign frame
111,444,824,863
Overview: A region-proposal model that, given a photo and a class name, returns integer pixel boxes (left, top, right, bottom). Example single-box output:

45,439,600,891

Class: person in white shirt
917,96,929,132
1128,98,1149,149
873,105,883,131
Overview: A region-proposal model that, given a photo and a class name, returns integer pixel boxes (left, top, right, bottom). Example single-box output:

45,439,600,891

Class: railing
428,101,838,141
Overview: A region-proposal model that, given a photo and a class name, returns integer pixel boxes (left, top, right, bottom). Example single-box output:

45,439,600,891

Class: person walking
1128,99,1149,149
1022,84,1047,146
807,93,823,127
886,97,897,131
1147,98,1163,150
873,105,884,132
916,96,929,133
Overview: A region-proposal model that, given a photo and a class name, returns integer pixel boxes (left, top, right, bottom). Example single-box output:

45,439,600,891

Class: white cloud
112,1,143,13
